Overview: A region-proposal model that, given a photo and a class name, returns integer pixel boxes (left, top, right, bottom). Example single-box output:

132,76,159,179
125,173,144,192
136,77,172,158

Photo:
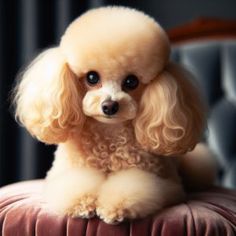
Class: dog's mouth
93,115,129,124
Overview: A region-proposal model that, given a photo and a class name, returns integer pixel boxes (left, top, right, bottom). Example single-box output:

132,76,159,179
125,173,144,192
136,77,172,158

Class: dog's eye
122,74,139,91
86,71,100,86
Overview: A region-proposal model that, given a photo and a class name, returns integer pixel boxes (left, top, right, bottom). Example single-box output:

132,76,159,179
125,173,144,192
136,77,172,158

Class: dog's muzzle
102,99,119,116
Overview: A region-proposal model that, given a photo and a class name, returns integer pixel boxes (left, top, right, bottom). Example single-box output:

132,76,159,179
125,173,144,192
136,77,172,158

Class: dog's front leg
97,168,185,224
44,167,105,218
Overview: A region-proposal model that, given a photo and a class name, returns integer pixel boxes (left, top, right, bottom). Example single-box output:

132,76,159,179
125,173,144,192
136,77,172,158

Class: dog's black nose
102,100,119,116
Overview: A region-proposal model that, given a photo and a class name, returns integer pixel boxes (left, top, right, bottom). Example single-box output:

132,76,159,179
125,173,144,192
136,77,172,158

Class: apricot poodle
13,6,216,224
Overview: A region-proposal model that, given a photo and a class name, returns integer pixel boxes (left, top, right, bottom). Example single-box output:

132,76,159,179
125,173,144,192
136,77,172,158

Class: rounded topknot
60,6,170,81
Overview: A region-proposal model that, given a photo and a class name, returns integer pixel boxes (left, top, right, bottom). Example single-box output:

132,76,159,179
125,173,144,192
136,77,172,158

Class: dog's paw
97,201,138,224
67,195,97,219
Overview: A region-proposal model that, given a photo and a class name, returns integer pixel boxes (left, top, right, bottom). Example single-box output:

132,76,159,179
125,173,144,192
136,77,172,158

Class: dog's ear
134,62,206,156
13,47,85,144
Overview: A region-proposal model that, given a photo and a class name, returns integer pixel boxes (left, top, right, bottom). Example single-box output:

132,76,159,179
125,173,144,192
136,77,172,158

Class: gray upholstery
171,40,236,188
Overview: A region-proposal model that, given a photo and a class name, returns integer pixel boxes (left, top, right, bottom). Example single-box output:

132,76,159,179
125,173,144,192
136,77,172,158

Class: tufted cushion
0,180,236,236
171,40,236,188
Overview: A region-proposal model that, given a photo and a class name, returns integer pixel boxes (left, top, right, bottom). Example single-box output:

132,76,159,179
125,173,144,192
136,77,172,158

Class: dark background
1,0,236,187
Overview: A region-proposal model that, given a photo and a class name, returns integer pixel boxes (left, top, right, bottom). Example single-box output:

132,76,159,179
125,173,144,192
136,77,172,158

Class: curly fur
134,63,205,156
13,6,215,224
14,48,85,143
60,120,178,178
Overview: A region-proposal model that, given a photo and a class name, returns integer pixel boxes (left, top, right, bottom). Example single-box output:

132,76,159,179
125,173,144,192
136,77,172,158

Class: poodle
13,6,216,224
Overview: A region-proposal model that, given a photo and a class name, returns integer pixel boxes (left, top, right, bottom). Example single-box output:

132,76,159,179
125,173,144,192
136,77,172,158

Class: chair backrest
168,18,236,188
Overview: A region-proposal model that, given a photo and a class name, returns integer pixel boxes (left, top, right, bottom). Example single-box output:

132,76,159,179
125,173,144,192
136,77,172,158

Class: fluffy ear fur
13,48,84,144
134,62,206,156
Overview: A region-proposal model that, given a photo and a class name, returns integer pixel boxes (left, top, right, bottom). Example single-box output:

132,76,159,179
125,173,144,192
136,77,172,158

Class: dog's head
14,7,205,155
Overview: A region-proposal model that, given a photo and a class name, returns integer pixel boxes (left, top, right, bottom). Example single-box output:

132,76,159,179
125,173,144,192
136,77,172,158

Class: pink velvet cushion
0,180,236,236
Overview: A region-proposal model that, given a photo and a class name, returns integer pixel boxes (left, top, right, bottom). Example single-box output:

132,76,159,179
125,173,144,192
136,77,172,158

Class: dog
13,6,216,224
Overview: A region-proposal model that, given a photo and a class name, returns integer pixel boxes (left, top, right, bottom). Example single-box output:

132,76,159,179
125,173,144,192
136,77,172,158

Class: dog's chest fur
67,120,177,178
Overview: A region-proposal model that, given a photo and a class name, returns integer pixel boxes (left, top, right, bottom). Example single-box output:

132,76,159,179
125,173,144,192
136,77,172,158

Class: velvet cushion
0,180,236,236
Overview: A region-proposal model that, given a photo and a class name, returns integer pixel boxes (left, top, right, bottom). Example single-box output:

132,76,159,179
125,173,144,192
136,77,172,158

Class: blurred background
1,0,236,187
